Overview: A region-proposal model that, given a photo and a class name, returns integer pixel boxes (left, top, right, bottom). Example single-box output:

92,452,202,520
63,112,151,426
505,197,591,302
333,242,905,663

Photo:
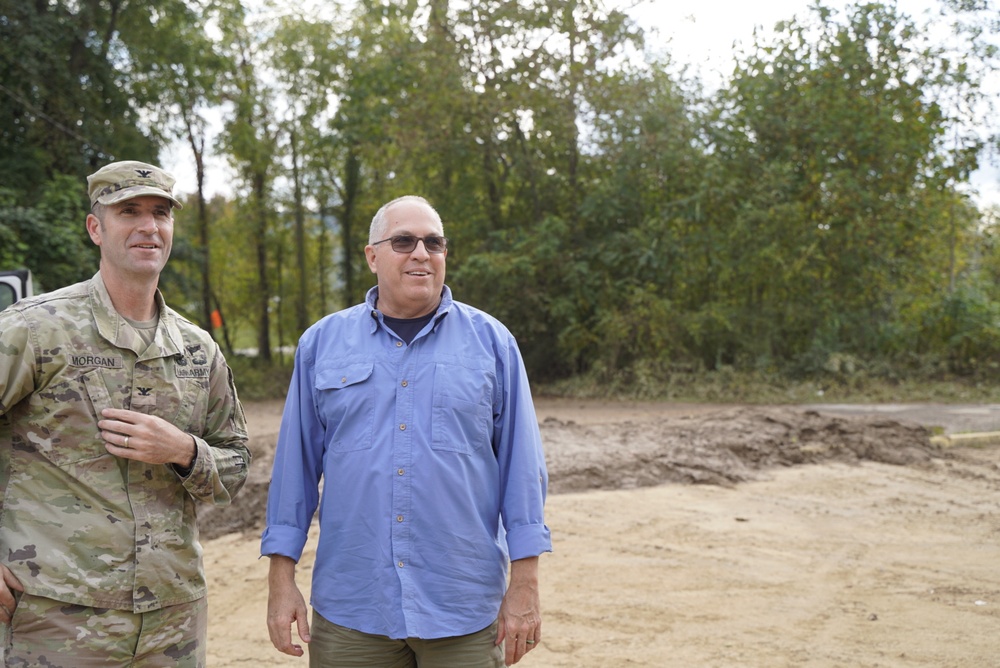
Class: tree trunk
341,148,361,304
291,126,309,333
253,172,272,363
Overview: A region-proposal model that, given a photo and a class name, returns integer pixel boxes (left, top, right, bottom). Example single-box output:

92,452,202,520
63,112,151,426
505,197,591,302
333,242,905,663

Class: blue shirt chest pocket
315,362,375,452
432,362,494,455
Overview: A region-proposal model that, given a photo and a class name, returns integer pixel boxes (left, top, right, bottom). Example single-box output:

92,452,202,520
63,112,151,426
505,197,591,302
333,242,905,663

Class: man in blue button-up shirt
262,195,552,667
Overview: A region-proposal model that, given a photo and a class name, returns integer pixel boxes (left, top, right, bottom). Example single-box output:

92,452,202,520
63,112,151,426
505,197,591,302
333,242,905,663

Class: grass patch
226,354,1000,406
537,366,1000,404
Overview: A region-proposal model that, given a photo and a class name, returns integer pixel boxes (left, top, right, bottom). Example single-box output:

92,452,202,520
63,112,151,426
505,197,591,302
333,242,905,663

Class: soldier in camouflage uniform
0,161,251,667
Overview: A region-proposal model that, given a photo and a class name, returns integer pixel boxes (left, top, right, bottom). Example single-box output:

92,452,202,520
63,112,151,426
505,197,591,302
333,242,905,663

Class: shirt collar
89,271,185,357
365,285,453,335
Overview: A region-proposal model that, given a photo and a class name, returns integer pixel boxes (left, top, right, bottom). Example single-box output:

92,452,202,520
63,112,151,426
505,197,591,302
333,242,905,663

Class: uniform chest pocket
169,378,209,434
431,362,493,455
315,363,375,452
29,370,117,467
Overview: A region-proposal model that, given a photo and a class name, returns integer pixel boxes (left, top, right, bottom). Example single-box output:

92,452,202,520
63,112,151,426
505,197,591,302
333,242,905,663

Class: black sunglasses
372,234,448,254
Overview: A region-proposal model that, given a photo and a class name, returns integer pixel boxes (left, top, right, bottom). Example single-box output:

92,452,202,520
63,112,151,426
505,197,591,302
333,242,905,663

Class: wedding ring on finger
123,435,130,448
526,640,536,645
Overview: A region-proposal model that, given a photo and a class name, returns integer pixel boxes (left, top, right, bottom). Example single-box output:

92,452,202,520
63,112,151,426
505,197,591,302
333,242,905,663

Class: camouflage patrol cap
87,160,183,209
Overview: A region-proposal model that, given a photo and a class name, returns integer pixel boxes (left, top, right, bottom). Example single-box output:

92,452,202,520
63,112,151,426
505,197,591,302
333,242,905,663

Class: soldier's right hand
0,564,24,624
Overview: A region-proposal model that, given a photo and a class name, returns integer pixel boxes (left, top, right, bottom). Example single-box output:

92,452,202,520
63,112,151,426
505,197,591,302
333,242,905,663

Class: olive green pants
309,614,503,668
2,592,207,667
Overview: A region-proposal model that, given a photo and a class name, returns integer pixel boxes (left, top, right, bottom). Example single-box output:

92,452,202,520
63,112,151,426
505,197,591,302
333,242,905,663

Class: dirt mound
198,406,941,540
198,429,276,541
544,406,939,492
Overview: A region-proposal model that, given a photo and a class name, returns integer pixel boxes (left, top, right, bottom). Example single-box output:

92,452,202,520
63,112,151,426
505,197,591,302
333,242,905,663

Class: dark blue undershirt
382,311,435,345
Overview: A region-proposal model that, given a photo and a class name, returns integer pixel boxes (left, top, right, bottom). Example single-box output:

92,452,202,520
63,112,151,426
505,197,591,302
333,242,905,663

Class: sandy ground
203,399,1000,667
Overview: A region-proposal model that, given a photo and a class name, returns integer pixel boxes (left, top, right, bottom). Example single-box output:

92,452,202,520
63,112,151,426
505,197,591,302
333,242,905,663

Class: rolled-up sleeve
260,341,326,561
494,336,552,561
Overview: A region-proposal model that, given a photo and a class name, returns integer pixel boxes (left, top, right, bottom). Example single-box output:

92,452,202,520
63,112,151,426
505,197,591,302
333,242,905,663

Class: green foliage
0,189,33,268
0,176,95,290
453,217,573,379
703,1,994,370
226,355,294,401
914,286,1000,374
0,0,161,196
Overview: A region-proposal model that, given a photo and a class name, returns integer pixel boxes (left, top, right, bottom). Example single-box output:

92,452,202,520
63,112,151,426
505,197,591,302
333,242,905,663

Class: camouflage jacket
0,272,250,613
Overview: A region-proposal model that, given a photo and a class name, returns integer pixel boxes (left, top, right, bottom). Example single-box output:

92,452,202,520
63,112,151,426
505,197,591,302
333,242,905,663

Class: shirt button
397,468,404,475
398,561,404,568
341,376,347,383
401,380,408,387
396,341,403,347
397,515,404,522
399,424,406,431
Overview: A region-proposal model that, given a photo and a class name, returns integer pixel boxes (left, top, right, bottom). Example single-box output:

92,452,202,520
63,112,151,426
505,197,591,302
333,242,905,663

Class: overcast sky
628,0,939,79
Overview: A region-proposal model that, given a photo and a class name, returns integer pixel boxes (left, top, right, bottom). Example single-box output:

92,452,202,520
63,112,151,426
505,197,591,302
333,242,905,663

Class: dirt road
203,399,1000,666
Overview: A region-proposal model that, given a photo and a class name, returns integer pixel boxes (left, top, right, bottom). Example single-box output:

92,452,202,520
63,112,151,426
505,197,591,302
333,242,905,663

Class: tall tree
708,1,990,368
268,7,349,328
127,1,235,336
216,0,280,363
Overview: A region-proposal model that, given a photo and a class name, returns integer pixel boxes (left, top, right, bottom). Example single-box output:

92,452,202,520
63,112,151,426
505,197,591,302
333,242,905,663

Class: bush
228,355,294,401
